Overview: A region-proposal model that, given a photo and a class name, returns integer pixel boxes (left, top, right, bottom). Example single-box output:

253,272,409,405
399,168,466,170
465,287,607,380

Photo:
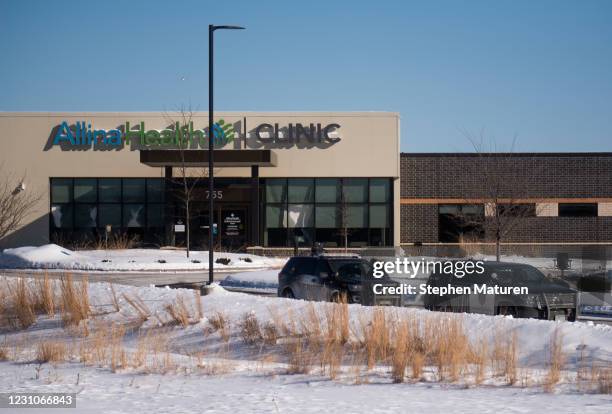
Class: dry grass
109,283,120,313
60,275,90,327
362,309,391,369
0,338,8,361
10,278,36,329
469,336,488,385
239,312,263,345
430,317,470,382
390,321,410,383
208,311,230,342
34,273,56,316
122,293,151,323
544,328,565,392
165,295,192,327
504,331,519,385
593,367,612,394
262,322,279,345
36,341,67,363
193,289,203,320
110,324,127,372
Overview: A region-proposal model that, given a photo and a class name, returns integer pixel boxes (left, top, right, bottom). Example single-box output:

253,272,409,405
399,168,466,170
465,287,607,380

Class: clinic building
0,112,400,250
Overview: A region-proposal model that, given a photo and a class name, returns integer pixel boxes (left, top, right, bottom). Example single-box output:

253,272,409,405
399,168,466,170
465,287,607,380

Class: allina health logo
52,119,236,149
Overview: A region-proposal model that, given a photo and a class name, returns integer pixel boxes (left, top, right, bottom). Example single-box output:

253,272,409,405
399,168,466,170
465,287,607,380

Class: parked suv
278,255,366,303
424,261,577,321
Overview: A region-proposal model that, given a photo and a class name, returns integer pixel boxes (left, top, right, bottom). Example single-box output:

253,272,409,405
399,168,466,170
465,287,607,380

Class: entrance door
220,207,247,251
192,205,248,251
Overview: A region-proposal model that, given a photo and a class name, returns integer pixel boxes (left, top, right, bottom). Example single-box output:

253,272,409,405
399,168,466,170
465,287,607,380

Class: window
51,204,73,228
146,178,165,202
263,178,393,247
123,204,145,228
438,204,484,243
122,179,145,202
288,178,314,203
74,178,97,203
99,204,121,227
51,179,72,203
293,258,316,275
558,203,598,217
74,204,97,228
265,179,287,203
288,204,314,228
369,179,390,203
342,179,368,203
497,203,536,217
315,178,340,203
99,179,121,202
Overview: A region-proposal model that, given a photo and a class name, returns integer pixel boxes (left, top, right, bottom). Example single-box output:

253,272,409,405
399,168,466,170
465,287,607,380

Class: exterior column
250,165,260,246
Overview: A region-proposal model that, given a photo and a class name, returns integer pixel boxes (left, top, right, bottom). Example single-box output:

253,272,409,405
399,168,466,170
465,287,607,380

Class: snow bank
0,244,286,272
220,269,279,292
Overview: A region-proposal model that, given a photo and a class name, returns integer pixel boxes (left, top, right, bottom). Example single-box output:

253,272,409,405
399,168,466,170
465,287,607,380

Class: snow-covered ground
0,277,610,413
0,244,286,272
220,269,279,293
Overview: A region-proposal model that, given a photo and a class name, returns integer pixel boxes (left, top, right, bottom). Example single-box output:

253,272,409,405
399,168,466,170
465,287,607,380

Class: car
576,270,612,324
278,255,366,303
278,254,400,305
424,261,577,321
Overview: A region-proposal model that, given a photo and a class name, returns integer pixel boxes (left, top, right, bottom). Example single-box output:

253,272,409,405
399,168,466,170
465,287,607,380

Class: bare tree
452,133,545,261
163,107,201,258
0,165,42,241
163,107,223,258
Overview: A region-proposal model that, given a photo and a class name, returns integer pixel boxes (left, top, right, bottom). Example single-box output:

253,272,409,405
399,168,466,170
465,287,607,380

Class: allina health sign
51,120,341,149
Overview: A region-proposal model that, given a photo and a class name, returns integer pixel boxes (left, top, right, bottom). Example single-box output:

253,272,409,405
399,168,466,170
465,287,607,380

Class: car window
316,260,332,278
329,260,367,279
294,258,316,275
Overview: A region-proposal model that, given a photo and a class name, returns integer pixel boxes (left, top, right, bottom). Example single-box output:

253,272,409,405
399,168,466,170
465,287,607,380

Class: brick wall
400,153,612,244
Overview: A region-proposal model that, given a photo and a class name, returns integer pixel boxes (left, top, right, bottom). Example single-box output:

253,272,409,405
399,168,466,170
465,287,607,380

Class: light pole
208,24,244,285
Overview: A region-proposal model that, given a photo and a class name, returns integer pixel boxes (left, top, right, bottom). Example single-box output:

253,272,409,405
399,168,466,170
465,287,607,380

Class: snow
1,364,610,413
220,269,279,293
0,277,610,413
0,244,286,272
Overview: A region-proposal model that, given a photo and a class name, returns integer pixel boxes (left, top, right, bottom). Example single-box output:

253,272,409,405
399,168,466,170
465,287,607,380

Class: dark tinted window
293,258,316,275
559,203,598,217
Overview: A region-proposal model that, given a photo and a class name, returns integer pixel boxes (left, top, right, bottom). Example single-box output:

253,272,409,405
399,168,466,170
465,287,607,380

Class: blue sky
1,0,611,153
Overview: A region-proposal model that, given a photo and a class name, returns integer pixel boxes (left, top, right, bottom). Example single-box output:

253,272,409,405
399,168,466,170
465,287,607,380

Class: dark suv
278,255,367,303
424,261,577,321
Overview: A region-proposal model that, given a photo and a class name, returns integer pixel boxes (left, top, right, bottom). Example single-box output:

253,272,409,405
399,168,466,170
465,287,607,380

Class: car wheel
282,289,295,299
497,304,518,317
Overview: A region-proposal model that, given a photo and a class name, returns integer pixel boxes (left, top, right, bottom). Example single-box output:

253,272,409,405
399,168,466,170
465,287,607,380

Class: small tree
164,108,201,258
0,165,41,241
454,133,544,261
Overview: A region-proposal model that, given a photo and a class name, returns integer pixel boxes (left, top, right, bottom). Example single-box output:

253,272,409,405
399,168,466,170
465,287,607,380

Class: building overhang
139,149,277,167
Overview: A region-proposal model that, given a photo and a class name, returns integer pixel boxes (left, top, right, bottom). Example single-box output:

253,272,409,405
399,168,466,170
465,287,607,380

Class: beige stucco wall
0,112,400,247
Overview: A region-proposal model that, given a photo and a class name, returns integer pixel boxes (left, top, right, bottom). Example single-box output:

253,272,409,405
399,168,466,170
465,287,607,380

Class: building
2,112,611,253
0,112,401,249
401,153,612,253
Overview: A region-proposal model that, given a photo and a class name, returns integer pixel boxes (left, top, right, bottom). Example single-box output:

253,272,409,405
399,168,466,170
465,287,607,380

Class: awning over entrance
140,149,277,167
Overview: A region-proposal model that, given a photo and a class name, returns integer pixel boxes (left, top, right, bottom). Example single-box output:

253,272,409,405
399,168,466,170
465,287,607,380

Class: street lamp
208,24,245,285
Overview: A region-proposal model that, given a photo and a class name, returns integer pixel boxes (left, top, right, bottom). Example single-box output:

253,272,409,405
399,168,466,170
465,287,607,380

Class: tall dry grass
37,341,67,363
60,275,90,327
544,328,565,392
165,295,192,327
11,278,36,329
122,293,151,324
34,273,56,316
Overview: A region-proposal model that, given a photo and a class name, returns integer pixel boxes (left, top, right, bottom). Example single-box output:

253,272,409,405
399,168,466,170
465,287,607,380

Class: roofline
0,111,400,118
401,152,612,157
